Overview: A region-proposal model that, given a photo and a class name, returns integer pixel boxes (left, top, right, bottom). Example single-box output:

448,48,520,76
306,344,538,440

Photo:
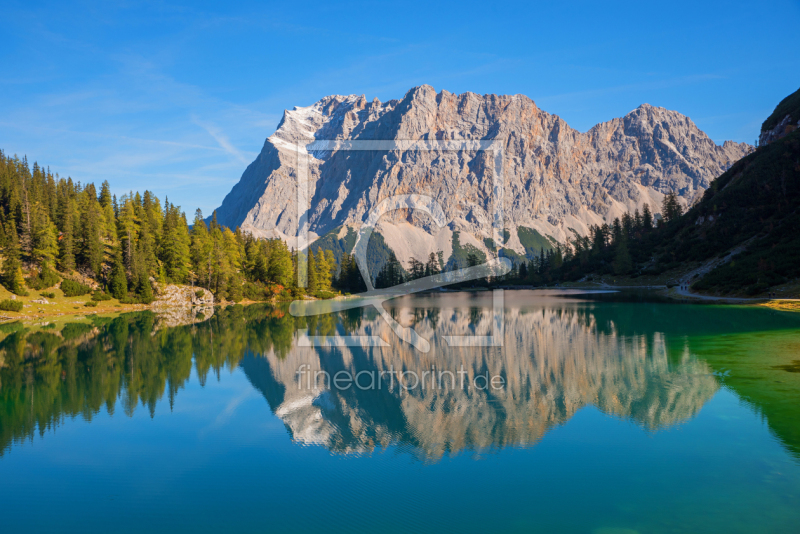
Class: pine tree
425,252,440,276
226,272,243,302
109,244,128,299
78,186,104,276
19,188,33,260
160,204,191,283
612,218,623,245
267,239,293,287
2,222,27,295
307,250,318,293
99,180,117,242
408,257,425,280
324,250,336,290
613,236,633,275
99,180,113,208
315,249,332,291
136,271,154,304
118,197,137,276
190,209,212,288
662,193,674,223
642,203,653,230
58,196,76,272
33,217,59,267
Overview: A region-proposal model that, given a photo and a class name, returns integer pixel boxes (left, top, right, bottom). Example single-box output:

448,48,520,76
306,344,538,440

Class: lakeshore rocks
152,284,215,330
153,284,215,308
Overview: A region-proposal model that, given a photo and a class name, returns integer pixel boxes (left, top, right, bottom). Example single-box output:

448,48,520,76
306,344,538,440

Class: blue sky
1,0,798,215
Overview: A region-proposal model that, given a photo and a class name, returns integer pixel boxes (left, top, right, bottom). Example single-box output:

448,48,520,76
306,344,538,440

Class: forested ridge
0,149,343,304
482,129,800,295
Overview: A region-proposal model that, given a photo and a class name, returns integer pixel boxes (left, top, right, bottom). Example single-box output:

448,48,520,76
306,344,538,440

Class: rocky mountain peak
213,86,752,264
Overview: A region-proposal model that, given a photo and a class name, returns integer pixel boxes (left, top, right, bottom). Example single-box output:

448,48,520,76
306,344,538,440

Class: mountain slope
214,85,751,265
760,86,800,145
677,130,800,294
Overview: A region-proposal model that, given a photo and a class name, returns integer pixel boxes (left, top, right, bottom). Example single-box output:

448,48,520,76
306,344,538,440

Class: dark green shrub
0,299,24,312
195,289,205,298
61,279,92,297
91,290,112,301
27,266,61,290
40,291,56,299
242,282,267,301
25,266,61,291
84,301,97,307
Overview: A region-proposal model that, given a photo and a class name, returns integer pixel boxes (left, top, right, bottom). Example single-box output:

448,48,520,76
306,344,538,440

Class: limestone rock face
759,113,800,145
213,85,752,259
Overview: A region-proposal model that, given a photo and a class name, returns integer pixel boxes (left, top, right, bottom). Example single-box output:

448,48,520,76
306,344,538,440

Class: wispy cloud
192,115,256,165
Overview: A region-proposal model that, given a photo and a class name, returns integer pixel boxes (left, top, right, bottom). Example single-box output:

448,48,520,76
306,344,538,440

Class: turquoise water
1,291,799,533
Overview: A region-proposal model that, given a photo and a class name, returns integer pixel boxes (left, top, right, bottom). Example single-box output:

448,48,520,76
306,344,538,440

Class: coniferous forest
0,149,339,304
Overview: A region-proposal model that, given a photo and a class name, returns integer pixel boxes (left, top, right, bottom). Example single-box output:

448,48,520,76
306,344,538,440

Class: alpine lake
1,290,799,533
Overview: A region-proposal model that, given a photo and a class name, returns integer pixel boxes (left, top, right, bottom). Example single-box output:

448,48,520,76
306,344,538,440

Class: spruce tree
307,250,318,293
324,250,336,289
2,222,27,295
226,273,243,302
19,189,33,259
160,207,191,283
642,203,653,230
33,215,59,267
58,197,76,272
613,236,633,275
78,188,104,276
136,270,154,304
267,239,293,287
190,209,212,288
109,245,128,299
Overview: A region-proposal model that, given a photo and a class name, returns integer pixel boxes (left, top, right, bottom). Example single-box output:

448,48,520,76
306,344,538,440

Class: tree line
0,150,350,302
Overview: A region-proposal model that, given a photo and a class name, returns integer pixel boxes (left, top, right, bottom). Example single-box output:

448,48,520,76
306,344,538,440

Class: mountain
543,87,800,297
213,85,751,264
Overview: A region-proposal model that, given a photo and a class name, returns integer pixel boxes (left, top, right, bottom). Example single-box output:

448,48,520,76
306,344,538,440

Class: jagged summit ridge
213,85,752,261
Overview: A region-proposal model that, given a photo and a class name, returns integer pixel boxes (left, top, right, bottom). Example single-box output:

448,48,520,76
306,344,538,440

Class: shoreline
4,285,799,326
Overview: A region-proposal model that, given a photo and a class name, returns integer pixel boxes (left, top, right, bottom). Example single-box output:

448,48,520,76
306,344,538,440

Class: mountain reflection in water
243,306,716,459
1,291,799,461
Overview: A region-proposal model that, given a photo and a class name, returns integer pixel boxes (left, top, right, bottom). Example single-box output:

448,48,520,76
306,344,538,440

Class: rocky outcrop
152,284,215,329
153,284,215,308
214,85,752,262
759,87,800,146
759,113,799,145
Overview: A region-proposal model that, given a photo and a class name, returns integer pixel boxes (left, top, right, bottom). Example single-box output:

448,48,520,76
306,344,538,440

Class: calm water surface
1,290,800,533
